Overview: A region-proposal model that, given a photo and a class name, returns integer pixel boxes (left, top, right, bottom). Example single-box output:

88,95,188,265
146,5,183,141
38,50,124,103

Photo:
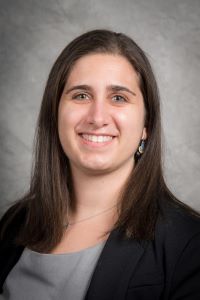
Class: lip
78,132,116,137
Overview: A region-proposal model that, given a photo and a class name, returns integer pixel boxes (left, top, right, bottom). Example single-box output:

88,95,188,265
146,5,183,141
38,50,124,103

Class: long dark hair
0,29,198,252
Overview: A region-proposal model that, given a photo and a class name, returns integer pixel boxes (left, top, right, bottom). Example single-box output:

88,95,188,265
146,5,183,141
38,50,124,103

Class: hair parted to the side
1,29,197,253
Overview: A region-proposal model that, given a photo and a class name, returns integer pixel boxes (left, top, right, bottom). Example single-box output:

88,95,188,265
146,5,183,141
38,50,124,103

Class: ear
142,127,147,140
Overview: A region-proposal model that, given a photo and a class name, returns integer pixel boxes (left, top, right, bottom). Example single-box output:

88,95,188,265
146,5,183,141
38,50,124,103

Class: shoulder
0,202,26,290
153,195,200,276
0,201,27,244
153,196,200,298
156,196,200,244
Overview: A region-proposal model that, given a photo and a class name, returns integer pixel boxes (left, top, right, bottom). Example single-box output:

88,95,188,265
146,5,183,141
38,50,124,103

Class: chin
80,162,114,175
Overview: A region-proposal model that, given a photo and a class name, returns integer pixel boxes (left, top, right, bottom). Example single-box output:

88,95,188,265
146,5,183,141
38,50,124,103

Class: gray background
0,0,200,216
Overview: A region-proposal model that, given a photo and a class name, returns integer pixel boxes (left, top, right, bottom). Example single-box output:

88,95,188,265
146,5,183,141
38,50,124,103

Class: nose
86,101,110,128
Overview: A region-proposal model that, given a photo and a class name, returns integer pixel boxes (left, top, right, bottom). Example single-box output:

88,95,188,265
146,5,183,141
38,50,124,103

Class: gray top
1,241,106,300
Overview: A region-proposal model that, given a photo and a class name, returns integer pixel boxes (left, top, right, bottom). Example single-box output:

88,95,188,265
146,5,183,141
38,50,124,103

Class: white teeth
81,134,113,143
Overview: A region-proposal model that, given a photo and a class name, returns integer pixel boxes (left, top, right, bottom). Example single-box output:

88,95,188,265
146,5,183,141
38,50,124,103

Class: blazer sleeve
170,232,200,300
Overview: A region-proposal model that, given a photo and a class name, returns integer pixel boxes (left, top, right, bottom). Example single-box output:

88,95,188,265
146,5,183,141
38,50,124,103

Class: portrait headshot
0,1,200,300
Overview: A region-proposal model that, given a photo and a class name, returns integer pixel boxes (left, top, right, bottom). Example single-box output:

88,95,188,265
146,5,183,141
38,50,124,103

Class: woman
0,29,200,300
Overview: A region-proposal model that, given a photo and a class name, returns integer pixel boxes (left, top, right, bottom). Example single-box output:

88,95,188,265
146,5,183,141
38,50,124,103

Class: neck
69,161,134,220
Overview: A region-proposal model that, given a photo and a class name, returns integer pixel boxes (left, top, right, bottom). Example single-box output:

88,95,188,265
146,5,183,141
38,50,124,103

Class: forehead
66,53,140,88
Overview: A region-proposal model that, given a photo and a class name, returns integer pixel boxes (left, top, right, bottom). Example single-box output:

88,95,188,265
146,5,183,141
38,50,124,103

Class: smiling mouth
79,134,115,143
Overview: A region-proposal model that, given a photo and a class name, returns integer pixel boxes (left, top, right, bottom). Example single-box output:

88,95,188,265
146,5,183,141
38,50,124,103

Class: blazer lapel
85,228,145,300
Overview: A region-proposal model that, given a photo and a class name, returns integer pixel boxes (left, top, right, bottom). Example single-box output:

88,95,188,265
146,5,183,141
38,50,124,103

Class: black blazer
0,199,200,300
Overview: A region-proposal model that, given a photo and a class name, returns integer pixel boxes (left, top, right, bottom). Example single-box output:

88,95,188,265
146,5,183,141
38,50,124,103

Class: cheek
58,104,76,130
115,109,145,134
58,104,72,145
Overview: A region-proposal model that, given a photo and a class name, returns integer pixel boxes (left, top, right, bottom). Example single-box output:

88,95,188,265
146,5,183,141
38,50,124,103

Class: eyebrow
65,84,136,97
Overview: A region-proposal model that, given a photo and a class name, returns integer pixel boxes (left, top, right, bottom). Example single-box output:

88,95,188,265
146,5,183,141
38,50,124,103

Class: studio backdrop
0,0,200,215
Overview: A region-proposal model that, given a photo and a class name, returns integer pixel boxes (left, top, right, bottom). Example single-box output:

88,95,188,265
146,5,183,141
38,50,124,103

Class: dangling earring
135,139,146,160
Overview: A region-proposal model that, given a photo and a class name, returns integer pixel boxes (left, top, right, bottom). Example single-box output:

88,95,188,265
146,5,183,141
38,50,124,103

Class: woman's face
58,53,147,175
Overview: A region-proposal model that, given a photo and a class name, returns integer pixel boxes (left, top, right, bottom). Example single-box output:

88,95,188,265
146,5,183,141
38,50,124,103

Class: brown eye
112,95,127,103
72,93,90,100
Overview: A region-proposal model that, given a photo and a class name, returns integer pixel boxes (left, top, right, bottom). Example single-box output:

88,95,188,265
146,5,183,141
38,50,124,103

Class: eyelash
72,93,90,100
112,95,127,103
71,93,128,103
